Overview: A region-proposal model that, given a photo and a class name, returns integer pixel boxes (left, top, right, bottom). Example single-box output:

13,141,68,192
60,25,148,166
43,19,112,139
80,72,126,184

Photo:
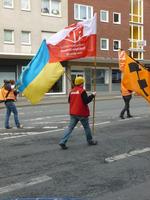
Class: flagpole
92,57,97,134
65,71,74,88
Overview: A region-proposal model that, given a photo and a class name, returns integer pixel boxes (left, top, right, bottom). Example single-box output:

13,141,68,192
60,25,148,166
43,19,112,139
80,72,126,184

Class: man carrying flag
118,50,133,119
118,49,150,104
16,14,98,150
59,76,97,150
45,14,97,149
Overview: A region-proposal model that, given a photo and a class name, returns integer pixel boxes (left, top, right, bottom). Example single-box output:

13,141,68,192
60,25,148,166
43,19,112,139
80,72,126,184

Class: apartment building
67,0,150,94
0,0,68,94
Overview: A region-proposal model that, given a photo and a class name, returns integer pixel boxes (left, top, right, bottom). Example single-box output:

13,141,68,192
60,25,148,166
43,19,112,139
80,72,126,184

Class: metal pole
92,57,97,134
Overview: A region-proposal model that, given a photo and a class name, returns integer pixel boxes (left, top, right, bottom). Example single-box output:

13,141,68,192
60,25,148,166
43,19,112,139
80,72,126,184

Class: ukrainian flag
17,40,64,104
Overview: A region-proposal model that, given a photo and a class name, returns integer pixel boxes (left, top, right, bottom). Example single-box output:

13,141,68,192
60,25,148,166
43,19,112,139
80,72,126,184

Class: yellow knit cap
74,76,85,86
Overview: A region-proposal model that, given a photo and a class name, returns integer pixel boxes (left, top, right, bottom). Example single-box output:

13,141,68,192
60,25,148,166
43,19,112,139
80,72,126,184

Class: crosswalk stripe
0,175,52,194
105,147,150,163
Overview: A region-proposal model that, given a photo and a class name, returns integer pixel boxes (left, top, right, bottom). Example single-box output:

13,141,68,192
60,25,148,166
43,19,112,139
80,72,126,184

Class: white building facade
0,0,68,94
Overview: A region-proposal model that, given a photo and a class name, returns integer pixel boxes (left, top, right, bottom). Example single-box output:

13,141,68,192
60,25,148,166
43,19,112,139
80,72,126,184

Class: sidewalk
0,92,122,109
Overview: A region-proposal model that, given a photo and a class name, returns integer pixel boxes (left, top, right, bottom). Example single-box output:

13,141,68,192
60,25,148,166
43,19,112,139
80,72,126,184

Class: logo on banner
64,25,84,44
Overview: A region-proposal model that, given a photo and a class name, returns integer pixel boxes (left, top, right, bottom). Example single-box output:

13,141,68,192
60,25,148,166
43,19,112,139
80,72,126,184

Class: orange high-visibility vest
0,87,7,102
0,87,16,102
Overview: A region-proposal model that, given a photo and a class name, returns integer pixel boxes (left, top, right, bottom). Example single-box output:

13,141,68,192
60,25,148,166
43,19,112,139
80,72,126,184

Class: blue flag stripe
18,40,50,92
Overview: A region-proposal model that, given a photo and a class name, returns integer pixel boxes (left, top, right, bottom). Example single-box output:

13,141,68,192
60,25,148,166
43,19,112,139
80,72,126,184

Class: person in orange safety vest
59,76,97,150
120,83,133,119
1,80,23,129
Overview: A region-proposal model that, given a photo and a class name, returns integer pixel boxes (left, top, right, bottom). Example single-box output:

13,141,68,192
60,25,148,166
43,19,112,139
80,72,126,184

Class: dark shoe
127,115,133,118
120,115,125,119
17,124,23,129
5,126,12,129
59,143,68,150
88,140,98,145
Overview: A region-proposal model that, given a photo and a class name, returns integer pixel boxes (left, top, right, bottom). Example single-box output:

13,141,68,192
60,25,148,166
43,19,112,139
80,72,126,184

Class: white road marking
95,121,110,126
0,116,145,141
43,126,58,129
0,127,35,130
79,121,110,128
0,121,110,140
17,108,23,110
23,115,68,121
0,175,52,194
0,128,65,141
118,116,141,122
32,121,67,124
24,109,63,113
118,118,132,121
23,127,35,129
134,116,141,119
18,112,24,115
0,132,24,136
0,135,27,140
105,147,150,163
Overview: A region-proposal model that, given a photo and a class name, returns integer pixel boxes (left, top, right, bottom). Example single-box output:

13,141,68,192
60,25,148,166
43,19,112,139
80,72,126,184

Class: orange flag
118,50,150,103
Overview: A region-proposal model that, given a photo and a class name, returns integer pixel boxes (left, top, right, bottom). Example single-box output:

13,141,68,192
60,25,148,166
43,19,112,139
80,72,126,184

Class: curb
0,95,122,109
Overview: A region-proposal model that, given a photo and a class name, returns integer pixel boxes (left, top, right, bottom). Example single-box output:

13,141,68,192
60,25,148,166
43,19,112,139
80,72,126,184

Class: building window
21,31,31,45
21,0,30,11
130,0,143,24
41,31,55,41
130,24,144,48
100,10,109,22
74,4,93,20
3,0,13,8
112,69,121,91
93,69,109,92
51,0,61,15
113,40,121,51
100,38,109,50
129,24,144,60
129,0,144,60
113,12,121,24
132,51,143,60
41,0,61,16
4,30,14,43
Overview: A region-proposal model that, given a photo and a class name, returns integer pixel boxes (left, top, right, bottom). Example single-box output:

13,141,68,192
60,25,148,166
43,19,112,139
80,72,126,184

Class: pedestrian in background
120,83,133,119
59,76,97,150
2,80,23,129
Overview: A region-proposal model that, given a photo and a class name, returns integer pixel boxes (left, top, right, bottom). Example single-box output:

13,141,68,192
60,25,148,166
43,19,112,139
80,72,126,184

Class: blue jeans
59,115,93,144
5,101,20,128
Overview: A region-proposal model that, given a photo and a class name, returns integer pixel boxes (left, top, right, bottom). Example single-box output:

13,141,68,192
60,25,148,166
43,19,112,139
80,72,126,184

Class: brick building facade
66,0,150,94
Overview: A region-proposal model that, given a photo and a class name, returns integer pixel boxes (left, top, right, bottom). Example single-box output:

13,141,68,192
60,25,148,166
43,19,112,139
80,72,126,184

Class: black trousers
120,95,132,117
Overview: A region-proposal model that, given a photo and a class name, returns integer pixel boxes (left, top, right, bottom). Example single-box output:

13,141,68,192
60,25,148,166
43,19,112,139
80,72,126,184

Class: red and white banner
47,14,97,63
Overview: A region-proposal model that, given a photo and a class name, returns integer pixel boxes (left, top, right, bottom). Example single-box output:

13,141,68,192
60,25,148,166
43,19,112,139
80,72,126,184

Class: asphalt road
0,97,150,200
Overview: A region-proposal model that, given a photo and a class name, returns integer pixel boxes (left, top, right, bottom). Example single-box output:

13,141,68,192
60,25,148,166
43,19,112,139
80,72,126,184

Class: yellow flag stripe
23,62,64,104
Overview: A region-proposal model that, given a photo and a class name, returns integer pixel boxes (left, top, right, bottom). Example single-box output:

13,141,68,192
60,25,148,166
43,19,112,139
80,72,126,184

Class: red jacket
69,85,90,117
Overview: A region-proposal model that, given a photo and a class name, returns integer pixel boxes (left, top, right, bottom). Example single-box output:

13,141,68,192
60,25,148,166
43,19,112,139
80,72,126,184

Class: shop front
0,57,121,96
67,59,121,94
